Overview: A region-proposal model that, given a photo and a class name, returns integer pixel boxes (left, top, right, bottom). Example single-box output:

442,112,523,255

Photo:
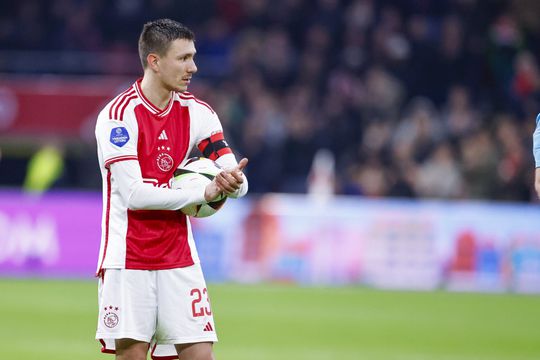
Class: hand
215,158,248,195
204,179,223,202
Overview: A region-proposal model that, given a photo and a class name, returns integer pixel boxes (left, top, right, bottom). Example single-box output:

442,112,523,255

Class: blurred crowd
1,0,540,201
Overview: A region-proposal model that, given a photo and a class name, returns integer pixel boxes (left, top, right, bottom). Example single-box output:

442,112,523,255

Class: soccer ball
172,157,227,218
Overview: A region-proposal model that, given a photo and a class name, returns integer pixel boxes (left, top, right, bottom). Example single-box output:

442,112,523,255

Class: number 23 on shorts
190,288,212,317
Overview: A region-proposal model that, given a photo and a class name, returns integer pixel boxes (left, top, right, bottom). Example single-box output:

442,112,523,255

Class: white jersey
94,79,244,274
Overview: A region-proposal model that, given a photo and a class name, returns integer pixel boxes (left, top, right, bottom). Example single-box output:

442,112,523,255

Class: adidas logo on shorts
203,322,214,332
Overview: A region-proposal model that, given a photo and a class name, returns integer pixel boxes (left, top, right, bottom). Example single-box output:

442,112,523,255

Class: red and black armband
197,132,233,160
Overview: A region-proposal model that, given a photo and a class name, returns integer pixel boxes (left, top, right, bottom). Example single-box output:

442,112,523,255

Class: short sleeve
192,106,233,160
196,109,224,144
95,113,138,169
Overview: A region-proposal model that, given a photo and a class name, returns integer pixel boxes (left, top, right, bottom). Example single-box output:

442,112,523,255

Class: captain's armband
197,132,232,161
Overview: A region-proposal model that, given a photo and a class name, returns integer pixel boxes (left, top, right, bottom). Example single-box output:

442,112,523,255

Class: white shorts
95,264,217,358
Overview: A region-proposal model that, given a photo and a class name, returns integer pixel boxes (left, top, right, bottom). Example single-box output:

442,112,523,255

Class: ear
147,53,159,71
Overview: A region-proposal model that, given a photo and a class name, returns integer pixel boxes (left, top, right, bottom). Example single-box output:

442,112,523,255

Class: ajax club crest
156,145,173,172
103,305,119,328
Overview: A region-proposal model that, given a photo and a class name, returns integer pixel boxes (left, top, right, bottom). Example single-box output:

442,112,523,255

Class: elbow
125,184,147,210
126,191,148,210
127,200,145,210
126,196,143,210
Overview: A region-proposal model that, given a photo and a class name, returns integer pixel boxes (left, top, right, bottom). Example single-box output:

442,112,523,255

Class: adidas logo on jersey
203,322,214,332
158,130,168,140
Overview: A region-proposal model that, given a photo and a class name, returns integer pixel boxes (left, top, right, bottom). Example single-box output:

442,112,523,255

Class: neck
140,74,172,110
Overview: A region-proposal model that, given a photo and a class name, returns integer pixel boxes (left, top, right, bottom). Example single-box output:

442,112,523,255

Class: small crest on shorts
103,305,120,328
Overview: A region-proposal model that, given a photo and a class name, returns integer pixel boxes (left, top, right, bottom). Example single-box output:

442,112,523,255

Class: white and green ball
172,157,227,218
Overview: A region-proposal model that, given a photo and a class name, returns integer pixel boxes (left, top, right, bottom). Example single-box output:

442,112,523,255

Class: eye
179,55,193,62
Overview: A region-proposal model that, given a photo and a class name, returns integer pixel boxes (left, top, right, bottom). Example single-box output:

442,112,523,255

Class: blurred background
1,0,540,359
1,0,540,198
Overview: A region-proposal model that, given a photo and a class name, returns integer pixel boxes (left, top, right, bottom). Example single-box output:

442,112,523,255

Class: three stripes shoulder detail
108,87,137,121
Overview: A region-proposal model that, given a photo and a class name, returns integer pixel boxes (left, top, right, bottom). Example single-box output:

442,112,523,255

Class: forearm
111,160,206,210
127,182,206,210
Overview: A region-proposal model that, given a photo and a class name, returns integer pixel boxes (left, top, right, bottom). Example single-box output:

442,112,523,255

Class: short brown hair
138,19,195,69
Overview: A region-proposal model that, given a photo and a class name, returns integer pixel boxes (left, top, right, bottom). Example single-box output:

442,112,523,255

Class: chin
164,82,185,92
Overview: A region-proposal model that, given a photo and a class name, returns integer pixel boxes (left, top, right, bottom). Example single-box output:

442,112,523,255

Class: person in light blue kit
533,114,540,198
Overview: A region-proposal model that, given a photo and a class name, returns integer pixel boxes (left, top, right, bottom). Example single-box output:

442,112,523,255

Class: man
94,19,248,360
535,114,540,198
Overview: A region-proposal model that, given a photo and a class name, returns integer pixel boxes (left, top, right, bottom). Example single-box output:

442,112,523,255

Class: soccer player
534,114,540,198
94,19,248,360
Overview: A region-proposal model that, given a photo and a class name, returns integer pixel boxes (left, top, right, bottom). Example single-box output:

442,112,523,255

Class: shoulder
177,91,216,116
96,87,140,137
99,85,138,123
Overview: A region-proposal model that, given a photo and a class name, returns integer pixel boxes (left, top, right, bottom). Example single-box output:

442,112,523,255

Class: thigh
175,342,214,360
154,264,218,344
115,338,149,360
96,269,158,347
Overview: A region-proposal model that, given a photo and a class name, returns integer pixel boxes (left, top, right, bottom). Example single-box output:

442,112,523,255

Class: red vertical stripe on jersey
125,209,193,269
124,102,194,270
96,170,112,276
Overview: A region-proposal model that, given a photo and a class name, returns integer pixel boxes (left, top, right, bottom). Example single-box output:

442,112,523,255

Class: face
154,38,198,92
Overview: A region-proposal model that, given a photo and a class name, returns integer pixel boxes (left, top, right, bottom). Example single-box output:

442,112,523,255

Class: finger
215,178,236,193
221,180,239,193
235,158,249,172
220,171,239,185
216,172,239,193
229,170,244,183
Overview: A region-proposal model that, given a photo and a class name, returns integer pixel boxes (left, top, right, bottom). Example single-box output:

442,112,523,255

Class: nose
188,59,197,74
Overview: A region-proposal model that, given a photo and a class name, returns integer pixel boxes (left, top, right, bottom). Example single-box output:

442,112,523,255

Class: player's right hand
215,158,248,194
204,179,223,202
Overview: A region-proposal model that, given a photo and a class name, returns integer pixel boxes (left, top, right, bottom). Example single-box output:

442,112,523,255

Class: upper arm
95,111,138,169
192,103,233,161
109,159,144,206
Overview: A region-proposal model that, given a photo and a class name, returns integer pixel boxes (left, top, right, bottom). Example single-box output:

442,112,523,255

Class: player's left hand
215,158,248,194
